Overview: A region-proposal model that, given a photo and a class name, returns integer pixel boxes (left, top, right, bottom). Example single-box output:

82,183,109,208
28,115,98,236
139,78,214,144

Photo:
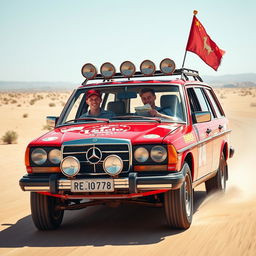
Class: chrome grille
62,141,131,175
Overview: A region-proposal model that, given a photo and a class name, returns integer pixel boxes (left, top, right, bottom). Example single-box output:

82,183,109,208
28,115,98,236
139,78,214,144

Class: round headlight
49,149,61,164
150,146,167,162
134,147,149,162
120,61,136,78
31,148,47,165
60,156,80,177
160,58,176,75
103,155,123,176
140,60,156,76
100,62,116,79
81,63,97,79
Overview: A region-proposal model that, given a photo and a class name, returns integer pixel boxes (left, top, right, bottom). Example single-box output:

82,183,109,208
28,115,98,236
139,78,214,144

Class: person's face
140,92,156,108
86,95,102,110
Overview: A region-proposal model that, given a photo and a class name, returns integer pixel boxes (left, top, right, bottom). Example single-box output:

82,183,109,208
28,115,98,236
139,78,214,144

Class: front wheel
164,163,193,229
30,192,64,230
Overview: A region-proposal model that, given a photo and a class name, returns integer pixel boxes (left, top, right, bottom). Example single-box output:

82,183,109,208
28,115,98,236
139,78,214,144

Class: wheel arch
183,152,194,181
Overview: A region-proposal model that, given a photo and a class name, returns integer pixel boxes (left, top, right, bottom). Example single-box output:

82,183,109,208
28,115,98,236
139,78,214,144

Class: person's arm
149,109,178,121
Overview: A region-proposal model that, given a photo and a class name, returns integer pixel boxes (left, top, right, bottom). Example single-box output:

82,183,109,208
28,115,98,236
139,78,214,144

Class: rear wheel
205,152,227,194
30,192,64,230
164,163,193,229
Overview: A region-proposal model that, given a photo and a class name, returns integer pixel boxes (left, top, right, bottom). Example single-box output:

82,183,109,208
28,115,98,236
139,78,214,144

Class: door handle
206,128,212,134
218,124,223,130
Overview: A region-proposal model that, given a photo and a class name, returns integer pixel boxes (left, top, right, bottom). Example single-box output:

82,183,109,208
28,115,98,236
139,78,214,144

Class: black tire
30,192,64,230
164,163,193,229
205,152,227,194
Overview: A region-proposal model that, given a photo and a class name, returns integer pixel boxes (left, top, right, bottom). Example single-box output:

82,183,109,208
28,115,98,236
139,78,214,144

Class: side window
204,89,224,118
187,88,201,112
194,88,211,112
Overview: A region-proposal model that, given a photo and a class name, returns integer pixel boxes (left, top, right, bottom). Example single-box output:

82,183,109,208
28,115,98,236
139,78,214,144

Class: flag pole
182,10,198,68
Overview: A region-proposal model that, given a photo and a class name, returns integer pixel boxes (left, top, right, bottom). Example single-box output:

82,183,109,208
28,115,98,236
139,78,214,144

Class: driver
81,89,115,118
139,88,174,120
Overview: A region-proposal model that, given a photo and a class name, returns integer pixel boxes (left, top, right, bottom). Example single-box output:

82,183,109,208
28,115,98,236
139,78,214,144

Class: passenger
81,89,115,118
139,88,175,120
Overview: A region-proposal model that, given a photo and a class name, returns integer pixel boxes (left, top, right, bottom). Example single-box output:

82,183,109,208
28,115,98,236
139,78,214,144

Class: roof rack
82,68,203,85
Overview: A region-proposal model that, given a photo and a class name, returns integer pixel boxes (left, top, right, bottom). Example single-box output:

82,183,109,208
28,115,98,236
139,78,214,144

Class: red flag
186,15,225,71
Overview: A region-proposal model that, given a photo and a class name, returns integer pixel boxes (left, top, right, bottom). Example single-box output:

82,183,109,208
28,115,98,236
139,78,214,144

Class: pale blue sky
0,0,255,83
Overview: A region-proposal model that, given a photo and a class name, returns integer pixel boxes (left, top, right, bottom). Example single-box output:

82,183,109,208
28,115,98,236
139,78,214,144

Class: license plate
71,179,114,192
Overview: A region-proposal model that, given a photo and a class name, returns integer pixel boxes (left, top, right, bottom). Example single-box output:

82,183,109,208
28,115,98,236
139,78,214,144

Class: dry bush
29,99,37,105
17,104,21,107
11,99,17,104
220,94,226,99
250,102,256,107
42,124,52,131
2,130,18,144
23,113,28,118
49,102,56,107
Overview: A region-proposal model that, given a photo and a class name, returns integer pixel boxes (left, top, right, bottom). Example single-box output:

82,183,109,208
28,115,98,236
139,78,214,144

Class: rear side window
194,88,211,112
204,89,224,118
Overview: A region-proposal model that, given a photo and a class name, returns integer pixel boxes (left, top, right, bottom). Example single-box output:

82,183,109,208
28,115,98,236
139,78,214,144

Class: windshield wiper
64,117,110,124
111,115,162,123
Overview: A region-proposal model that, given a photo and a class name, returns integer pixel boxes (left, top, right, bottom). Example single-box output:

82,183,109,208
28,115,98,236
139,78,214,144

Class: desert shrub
42,124,52,131
11,99,17,104
49,102,56,107
250,102,256,107
17,104,21,107
23,113,28,118
29,99,36,105
2,130,18,144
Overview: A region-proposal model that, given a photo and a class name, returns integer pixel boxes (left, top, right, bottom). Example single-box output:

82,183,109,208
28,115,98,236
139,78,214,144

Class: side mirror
193,111,211,123
46,116,59,128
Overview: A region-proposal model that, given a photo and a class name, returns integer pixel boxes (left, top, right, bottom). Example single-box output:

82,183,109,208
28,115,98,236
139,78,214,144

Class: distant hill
203,73,256,87
0,81,77,91
1,73,256,91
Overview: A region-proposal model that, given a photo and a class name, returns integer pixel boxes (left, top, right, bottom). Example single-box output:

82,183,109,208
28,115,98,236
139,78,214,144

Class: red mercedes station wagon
20,59,234,230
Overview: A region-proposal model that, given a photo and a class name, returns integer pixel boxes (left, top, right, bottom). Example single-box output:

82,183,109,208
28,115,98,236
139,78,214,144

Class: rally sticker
42,136,58,141
143,134,160,139
83,125,131,135
61,127,84,133
183,133,195,143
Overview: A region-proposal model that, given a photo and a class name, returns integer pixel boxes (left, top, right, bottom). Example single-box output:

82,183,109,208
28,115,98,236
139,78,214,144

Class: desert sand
0,88,256,256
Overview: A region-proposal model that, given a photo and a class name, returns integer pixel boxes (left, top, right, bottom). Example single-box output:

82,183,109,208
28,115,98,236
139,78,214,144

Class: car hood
31,122,183,146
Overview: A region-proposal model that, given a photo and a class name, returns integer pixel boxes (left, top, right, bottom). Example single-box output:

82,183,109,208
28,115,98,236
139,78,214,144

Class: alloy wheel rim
185,176,192,217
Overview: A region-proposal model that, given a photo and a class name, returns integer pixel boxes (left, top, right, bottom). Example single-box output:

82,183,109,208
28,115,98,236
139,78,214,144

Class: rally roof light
120,61,136,78
100,62,116,79
140,60,156,76
160,58,176,75
81,63,97,80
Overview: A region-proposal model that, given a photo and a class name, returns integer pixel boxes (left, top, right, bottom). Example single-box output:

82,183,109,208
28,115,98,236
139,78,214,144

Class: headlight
49,149,61,164
150,146,167,162
31,148,47,165
103,155,123,176
134,147,149,162
60,156,80,177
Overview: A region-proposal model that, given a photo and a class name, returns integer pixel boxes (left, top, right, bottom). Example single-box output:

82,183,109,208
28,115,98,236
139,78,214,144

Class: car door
203,88,228,171
187,87,215,178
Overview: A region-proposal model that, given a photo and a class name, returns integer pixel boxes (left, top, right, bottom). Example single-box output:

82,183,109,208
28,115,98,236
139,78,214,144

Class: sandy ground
0,88,256,256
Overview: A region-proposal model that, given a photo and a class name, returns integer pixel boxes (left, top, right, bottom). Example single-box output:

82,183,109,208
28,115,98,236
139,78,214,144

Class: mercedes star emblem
86,146,102,164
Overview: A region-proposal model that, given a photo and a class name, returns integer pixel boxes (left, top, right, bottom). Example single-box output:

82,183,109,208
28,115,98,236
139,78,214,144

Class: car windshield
58,84,186,126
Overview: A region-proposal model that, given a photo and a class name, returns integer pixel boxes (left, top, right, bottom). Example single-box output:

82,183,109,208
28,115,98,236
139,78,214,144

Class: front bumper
19,172,185,196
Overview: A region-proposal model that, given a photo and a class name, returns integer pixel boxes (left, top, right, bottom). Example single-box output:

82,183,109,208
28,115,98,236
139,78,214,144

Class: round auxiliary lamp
81,63,97,79
159,58,176,75
140,60,156,76
100,62,116,79
120,61,136,78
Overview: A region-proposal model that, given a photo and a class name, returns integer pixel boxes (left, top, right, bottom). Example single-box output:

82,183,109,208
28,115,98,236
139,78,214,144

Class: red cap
86,89,101,100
